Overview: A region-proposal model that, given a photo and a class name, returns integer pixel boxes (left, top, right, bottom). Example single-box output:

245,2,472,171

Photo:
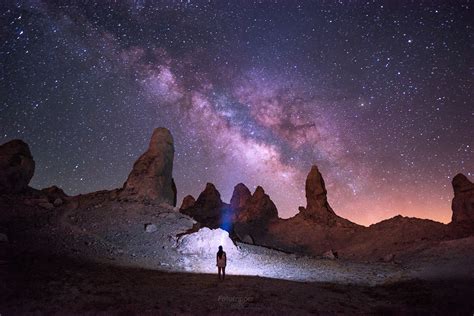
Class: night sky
1,1,472,225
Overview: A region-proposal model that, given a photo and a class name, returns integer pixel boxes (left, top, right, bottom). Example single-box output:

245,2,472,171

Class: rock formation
41,185,67,200
0,139,35,194
230,183,252,211
451,173,474,225
236,186,278,223
177,227,239,258
299,165,336,222
180,195,196,211
233,185,279,243
120,128,176,206
180,183,230,229
297,165,359,228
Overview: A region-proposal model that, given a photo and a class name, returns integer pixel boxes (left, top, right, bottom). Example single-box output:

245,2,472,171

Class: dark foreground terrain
1,135,473,315
1,252,473,315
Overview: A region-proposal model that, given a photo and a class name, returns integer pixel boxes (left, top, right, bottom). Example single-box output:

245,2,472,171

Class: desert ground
1,196,473,315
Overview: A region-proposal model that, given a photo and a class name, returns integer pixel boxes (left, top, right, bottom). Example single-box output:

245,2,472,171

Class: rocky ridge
1,128,473,262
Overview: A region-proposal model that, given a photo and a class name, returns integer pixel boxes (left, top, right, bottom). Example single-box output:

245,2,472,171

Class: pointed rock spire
230,183,252,210
180,182,228,229
121,128,176,205
195,183,223,209
301,165,336,221
237,186,278,222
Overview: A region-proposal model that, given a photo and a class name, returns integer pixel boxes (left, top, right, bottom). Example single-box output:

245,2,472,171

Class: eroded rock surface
120,128,176,205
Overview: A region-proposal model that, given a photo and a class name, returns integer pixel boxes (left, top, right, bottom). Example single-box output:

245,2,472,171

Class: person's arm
224,252,227,265
216,253,218,266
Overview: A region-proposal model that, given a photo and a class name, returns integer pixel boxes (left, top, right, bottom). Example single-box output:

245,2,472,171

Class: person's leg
222,267,225,280
218,267,222,279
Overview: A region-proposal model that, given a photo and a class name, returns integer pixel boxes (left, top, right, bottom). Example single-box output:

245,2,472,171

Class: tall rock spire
301,165,336,220
120,127,176,206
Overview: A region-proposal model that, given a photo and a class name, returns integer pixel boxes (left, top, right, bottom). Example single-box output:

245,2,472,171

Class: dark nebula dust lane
1,1,472,225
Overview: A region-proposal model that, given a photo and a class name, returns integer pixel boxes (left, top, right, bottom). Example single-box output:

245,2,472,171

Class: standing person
216,245,227,280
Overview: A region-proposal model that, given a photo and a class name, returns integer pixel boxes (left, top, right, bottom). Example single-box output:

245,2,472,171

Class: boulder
120,128,176,205
144,223,158,233
53,198,63,207
451,173,474,224
177,227,238,258
0,139,35,194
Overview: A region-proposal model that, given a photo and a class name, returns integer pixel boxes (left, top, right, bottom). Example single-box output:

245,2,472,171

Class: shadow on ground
1,252,473,315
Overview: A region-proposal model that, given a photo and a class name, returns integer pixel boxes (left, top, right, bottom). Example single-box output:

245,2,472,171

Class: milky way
1,1,472,225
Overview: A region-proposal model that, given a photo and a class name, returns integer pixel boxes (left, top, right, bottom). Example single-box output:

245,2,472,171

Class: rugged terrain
0,128,473,314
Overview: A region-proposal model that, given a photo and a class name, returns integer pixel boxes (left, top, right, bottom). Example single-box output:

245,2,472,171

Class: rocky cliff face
451,173,474,225
120,128,176,206
0,140,35,194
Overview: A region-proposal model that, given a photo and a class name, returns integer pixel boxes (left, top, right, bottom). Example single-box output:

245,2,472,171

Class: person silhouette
216,245,227,280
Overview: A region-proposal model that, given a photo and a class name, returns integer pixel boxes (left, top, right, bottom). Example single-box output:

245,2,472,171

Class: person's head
218,246,223,251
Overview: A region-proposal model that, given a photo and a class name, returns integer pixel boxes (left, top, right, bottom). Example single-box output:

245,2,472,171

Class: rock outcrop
180,183,230,229
233,185,279,242
236,186,278,223
300,165,336,221
230,183,252,211
120,128,176,206
180,195,196,211
41,185,67,200
234,165,362,254
451,173,474,225
297,165,359,228
177,227,239,258
0,140,35,194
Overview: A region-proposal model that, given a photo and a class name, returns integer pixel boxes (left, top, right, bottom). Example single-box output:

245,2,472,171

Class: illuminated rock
177,227,238,258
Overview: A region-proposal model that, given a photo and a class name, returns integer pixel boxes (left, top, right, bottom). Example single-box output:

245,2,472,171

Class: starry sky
1,1,472,226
